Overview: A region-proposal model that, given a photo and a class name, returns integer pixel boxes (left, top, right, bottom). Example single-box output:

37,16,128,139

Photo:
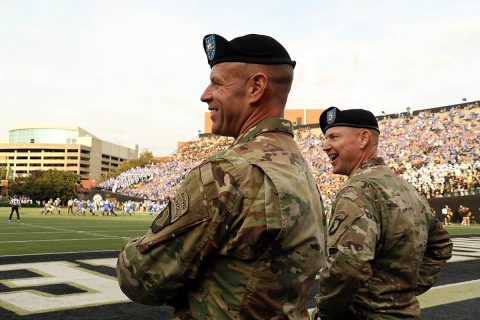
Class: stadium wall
429,194,480,221
85,188,150,203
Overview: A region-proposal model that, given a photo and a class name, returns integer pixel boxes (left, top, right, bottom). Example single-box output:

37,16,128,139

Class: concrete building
0,125,138,180
204,108,324,133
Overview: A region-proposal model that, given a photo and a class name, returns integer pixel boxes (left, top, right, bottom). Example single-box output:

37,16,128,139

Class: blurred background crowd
97,105,480,215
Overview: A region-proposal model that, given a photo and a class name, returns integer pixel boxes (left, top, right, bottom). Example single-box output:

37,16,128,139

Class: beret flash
319,107,380,134
203,33,296,68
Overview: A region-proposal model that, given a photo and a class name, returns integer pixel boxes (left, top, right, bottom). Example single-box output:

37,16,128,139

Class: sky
1,0,479,156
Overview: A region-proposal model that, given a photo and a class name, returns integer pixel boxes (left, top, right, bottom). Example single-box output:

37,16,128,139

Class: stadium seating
96,104,480,214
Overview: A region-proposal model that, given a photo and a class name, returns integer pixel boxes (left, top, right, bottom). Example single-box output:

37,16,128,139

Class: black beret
319,107,380,134
203,34,296,69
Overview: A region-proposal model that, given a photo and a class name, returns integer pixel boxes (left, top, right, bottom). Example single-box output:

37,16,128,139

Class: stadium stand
96,102,479,216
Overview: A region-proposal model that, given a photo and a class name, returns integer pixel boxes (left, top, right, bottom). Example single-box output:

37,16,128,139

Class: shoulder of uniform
337,182,380,208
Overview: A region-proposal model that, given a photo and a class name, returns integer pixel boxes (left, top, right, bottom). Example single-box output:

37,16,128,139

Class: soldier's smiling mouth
328,154,338,161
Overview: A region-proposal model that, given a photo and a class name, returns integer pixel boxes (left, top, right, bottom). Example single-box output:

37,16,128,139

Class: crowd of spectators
96,135,233,200
96,104,479,213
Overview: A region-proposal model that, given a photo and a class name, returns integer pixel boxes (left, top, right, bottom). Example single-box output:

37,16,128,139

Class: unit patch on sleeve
328,213,346,236
150,190,189,233
150,202,172,233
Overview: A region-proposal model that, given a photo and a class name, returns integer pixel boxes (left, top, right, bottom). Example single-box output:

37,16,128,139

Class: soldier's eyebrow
210,74,223,84
326,132,339,139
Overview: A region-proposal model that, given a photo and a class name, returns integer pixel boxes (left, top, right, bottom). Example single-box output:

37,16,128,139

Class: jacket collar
233,118,294,146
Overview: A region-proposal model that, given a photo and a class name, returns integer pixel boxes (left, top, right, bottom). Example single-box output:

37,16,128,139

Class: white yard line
17,222,126,240
1,231,73,235
0,229,146,235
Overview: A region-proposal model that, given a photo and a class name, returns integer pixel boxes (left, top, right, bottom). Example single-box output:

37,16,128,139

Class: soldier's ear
358,129,370,149
248,72,268,105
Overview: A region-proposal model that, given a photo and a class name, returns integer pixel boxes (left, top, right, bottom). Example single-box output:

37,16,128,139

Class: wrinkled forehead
211,62,248,78
325,125,361,136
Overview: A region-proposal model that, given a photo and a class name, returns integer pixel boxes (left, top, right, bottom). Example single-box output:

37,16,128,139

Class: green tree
0,163,6,180
12,170,79,203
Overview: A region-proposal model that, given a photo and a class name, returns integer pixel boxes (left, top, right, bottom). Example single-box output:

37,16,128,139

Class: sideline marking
450,237,480,262
418,279,480,308
0,250,118,258
308,279,480,316
79,258,118,268
0,260,129,315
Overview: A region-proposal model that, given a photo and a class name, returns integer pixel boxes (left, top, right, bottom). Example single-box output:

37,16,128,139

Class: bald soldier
116,34,326,319
314,107,453,319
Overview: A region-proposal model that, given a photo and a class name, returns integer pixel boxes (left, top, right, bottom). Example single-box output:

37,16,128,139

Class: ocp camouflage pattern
117,118,326,319
316,157,452,320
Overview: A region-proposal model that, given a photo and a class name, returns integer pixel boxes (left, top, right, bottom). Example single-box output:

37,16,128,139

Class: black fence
429,194,480,222
83,188,149,203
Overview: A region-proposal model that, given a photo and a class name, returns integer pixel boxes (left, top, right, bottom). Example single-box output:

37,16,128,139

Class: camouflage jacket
316,157,452,320
117,118,326,319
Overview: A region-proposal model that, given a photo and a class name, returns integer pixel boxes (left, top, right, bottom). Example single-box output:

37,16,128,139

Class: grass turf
1,207,479,256
0,207,153,256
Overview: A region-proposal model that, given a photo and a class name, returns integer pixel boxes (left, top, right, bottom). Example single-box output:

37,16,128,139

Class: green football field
0,207,153,256
1,207,479,256
1,207,480,319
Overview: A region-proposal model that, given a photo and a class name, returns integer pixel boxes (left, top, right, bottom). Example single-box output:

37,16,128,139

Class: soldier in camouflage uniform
314,107,453,319
116,34,326,319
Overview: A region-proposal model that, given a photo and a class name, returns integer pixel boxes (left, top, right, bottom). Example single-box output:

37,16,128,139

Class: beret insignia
204,34,216,61
326,108,336,124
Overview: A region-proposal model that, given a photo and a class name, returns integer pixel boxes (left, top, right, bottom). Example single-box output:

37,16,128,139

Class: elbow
116,245,162,305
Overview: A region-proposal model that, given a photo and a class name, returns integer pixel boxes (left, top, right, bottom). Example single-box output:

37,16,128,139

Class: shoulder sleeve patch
151,202,172,233
138,168,212,254
150,190,190,233
328,212,346,236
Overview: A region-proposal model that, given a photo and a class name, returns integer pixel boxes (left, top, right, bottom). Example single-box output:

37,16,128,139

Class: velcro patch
151,202,172,233
328,213,346,236
150,191,189,233
171,190,189,223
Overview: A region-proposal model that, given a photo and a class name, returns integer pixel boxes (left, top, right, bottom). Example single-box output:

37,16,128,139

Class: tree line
3,150,157,203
